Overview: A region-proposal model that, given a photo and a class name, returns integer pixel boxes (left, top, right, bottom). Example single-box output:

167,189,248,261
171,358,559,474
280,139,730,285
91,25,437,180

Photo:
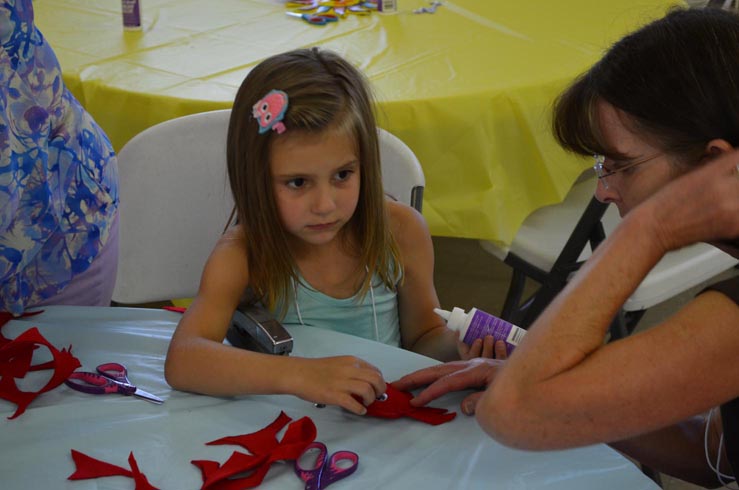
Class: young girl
164,48,485,415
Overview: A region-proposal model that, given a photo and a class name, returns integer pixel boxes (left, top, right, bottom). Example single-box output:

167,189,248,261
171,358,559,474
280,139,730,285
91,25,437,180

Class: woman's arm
164,227,386,414
476,154,739,450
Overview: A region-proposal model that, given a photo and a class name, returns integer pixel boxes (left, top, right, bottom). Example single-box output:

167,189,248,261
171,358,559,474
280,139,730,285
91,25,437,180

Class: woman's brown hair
553,7,739,165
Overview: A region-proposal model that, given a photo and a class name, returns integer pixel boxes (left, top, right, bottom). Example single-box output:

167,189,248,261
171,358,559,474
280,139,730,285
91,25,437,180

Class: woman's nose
594,178,617,204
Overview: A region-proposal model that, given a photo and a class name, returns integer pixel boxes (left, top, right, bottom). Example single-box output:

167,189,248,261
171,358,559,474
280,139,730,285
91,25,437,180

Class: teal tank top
279,273,401,347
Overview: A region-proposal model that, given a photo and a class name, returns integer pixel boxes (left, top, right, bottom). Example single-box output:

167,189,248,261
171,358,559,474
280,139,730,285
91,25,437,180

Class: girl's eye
287,178,306,189
335,169,353,181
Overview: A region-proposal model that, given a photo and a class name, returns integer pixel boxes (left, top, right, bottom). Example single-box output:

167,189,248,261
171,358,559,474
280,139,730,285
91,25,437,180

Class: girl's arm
388,201,461,361
476,154,739,450
164,227,386,415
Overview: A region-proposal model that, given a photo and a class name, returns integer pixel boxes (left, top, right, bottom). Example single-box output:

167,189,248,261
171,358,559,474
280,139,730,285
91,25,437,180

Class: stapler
226,303,293,355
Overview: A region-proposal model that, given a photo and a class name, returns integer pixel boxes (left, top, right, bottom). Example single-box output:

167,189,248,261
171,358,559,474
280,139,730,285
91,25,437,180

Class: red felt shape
192,411,317,490
162,306,187,314
0,310,44,345
363,383,457,425
68,450,159,490
0,320,81,419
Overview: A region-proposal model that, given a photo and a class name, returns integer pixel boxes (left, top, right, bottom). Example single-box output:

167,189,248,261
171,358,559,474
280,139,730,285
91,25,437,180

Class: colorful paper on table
68,450,159,490
361,383,457,425
286,0,376,25
0,311,81,419
192,411,317,489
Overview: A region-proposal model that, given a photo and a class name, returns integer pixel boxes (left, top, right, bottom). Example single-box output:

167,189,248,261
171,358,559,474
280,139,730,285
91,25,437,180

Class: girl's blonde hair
227,48,401,314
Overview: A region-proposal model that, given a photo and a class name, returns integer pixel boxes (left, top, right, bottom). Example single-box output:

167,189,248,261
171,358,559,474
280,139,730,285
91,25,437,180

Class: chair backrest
481,172,738,332
112,110,425,304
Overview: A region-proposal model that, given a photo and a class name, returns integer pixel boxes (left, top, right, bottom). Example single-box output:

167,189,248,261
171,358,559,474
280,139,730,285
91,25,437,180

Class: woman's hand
647,150,739,252
393,345,507,415
287,356,387,415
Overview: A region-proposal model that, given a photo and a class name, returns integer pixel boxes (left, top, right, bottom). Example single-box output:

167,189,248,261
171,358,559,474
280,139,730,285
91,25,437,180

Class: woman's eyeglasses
592,153,662,188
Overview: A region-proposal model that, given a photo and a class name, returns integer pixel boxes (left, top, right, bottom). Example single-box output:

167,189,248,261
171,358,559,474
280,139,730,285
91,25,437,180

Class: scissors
286,11,338,25
64,362,164,404
294,441,358,490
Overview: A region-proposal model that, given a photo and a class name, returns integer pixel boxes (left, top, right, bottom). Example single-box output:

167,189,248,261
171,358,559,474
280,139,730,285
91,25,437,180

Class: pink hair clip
252,90,289,134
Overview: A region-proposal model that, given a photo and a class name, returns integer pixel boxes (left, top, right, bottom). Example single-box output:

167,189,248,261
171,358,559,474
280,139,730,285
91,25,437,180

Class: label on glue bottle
121,0,142,30
434,307,526,355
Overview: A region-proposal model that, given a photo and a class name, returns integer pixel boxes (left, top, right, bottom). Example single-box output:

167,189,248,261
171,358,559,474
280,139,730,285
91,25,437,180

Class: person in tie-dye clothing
0,0,119,315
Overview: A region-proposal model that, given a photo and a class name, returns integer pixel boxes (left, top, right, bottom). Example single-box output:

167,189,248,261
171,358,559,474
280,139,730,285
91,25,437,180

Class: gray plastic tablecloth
1,306,659,489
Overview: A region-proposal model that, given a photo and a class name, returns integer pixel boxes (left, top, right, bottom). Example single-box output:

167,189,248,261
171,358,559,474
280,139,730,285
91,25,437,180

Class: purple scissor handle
295,441,358,490
65,362,163,404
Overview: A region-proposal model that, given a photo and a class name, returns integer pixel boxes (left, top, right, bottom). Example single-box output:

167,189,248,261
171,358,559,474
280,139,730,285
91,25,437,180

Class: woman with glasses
395,7,739,486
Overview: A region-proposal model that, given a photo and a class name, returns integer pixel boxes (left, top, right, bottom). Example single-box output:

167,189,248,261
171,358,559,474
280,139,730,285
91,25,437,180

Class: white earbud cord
704,407,738,488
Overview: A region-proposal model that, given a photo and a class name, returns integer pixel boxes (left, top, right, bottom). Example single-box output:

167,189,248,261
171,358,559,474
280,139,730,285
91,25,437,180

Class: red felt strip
162,306,187,314
195,412,317,490
362,383,457,426
68,450,159,489
129,451,160,490
68,449,133,479
0,310,44,344
0,327,80,419
206,410,292,454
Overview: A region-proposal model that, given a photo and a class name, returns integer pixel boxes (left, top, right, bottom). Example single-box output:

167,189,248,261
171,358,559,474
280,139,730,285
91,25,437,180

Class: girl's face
593,100,682,216
270,127,361,250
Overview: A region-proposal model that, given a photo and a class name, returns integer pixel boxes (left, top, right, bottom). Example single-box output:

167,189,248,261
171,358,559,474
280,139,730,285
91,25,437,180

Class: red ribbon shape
0,311,81,419
68,450,159,490
363,383,457,425
192,411,316,489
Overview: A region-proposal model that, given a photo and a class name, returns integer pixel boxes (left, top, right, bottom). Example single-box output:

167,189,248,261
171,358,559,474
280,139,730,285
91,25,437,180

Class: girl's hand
288,356,387,415
458,336,507,360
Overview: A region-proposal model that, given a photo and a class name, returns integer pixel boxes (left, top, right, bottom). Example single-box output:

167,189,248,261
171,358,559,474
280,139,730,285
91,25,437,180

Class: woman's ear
704,138,734,158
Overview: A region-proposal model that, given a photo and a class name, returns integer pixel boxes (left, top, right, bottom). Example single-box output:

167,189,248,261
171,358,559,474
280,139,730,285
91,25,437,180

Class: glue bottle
434,307,526,355
121,0,142,30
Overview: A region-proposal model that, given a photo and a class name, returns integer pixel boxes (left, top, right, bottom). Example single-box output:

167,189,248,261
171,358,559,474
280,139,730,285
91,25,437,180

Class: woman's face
593,100,683,216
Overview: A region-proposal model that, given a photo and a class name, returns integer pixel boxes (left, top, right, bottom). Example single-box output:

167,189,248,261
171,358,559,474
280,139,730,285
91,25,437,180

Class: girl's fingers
494,340,508,360
481,336,496,358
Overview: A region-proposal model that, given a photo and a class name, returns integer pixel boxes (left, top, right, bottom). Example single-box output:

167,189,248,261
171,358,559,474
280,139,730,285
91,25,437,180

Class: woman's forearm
476,205,669,447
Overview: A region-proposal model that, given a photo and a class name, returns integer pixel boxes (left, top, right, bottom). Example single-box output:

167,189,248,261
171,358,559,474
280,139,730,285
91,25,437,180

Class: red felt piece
363,383,457,426
68,449,133,479
0,327,81,419
68,450,160,490
162,306,187,314
206,410,292,453
129,451,160,490
195,412,317,490
0,310,44,344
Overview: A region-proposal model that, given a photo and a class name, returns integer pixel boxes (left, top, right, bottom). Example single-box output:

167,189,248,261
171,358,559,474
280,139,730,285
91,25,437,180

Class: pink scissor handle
65,371,137,396
96,362,130,383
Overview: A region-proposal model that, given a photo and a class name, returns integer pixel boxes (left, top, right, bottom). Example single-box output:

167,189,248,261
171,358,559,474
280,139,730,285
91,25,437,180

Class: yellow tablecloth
35,0,683,245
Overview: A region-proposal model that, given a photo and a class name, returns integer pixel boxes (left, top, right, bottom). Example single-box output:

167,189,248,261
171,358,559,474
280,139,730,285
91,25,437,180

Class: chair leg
640,464,663,488
520,284,563,328
501,269,527,324
608,310,629,341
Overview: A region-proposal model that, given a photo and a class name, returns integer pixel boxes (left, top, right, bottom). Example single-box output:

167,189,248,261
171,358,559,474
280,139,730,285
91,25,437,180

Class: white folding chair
112,110,425,304
479,172,738,338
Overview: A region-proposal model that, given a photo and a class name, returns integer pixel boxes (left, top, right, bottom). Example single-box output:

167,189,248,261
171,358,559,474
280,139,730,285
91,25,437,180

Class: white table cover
1,306,659,489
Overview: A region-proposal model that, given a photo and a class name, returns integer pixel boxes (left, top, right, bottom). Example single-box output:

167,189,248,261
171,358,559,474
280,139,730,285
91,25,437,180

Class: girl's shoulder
211,225,249,263
385,199,430,247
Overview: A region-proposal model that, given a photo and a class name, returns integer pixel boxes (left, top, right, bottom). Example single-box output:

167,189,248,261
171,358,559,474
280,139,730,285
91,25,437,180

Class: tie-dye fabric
0,0,118,314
